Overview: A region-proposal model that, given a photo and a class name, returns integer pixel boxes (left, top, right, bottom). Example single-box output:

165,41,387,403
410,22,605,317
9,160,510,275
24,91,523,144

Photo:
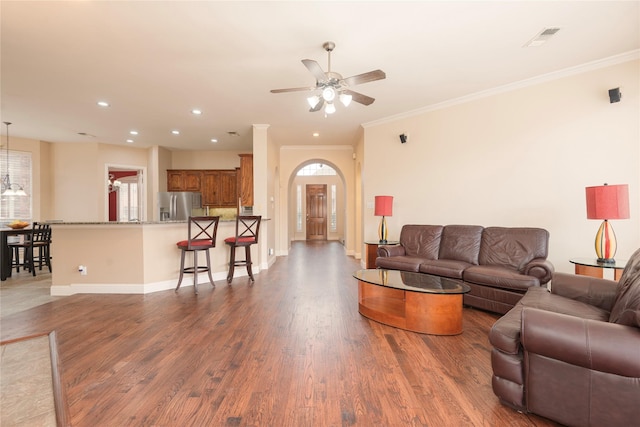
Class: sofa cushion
478,227,549,272
399,225,443,259
609,248,640,327
419,259,471,279
438,225,483,265
375,256,424,272
489,286,610,355
463,265,540,291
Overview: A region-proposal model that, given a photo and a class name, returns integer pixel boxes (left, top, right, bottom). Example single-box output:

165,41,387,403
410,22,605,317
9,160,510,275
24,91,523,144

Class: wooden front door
306,184,327,240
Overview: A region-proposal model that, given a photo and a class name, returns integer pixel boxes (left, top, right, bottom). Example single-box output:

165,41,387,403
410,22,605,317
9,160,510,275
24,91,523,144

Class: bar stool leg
205,250,215,288
245,246,254,282
193,250,199,294
227,246,236,283
175,250,186,292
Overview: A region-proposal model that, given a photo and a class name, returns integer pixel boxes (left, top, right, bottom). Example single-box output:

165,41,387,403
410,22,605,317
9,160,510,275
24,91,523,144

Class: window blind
0,150,32,222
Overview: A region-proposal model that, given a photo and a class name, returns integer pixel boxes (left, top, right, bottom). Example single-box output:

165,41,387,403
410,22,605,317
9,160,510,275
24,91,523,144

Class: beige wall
170,150,245,169
361,59,640,274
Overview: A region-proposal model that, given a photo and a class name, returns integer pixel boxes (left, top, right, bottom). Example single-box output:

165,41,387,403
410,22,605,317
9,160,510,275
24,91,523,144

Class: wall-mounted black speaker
608,88,621,103
399,133,408,144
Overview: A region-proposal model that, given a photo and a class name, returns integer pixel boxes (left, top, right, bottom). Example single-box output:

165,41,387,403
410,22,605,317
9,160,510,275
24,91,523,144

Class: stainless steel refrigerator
158,192,202,221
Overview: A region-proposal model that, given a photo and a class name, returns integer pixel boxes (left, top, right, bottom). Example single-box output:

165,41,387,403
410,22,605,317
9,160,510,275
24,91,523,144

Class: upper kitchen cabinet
167,170,202,192
202,170,237,207
239,154,253,207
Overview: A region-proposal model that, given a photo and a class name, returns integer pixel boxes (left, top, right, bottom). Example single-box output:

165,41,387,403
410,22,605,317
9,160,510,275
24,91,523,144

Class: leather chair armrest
550,272,618,311
521,307,640,377
523,258,554,284
377,245,406,257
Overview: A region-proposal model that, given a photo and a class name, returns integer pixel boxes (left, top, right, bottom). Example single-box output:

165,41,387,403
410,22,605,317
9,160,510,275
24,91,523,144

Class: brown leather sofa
376,225,554,314
489,248,640,427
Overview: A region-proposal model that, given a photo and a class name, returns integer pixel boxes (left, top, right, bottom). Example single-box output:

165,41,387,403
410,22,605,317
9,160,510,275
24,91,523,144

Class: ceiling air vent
524,27,561,47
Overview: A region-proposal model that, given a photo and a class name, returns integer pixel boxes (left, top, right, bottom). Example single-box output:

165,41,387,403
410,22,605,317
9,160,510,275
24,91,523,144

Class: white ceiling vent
524,27,561,47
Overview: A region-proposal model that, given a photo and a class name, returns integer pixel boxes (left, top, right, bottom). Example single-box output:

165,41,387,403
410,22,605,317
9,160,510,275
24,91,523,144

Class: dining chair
175,216,219,294
224,215,261,283
8,223,52,276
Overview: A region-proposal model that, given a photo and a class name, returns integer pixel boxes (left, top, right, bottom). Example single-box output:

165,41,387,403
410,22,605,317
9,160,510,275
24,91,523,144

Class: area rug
1,332,69,426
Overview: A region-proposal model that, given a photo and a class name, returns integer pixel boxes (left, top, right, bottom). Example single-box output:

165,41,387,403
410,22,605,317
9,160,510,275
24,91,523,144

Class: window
0,150,32,222
296,185,302,232
330,184,337,232
297,163,337,176
118,179,139,221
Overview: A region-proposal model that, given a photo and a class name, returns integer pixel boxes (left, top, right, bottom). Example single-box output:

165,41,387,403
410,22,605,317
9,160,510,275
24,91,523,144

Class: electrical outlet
79,265,87,275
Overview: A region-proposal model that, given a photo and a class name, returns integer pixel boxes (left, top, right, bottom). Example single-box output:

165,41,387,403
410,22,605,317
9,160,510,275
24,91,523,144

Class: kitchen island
49,220,268,295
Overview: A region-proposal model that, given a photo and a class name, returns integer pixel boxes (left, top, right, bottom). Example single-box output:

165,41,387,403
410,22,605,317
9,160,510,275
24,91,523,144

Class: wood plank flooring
0,241,559,426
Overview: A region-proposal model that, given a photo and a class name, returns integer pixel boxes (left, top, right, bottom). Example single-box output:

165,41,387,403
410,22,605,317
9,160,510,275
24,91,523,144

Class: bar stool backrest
230,216,261,245
186,216,220,250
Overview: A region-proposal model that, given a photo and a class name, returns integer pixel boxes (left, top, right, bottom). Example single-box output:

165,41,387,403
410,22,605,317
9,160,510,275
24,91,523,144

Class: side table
364,241,399,269
569,258,627,282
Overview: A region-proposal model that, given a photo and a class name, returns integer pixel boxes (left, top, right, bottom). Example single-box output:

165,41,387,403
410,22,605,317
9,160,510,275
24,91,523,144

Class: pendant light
1,122,27,197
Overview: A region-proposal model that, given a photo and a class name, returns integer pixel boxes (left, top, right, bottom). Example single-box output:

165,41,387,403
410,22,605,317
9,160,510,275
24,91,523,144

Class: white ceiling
1,1,639,152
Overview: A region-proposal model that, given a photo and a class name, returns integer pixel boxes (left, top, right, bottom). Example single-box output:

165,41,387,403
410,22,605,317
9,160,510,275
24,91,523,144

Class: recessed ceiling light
97,101,110,107
171,130,180,135
126,139,134,143
191,109,202,115
313,132,320,137
129,130,138,135
210,138,218,143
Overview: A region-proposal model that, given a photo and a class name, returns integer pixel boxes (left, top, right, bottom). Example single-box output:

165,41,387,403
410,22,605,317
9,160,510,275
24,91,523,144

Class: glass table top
353,269,470,294
569,258,627,269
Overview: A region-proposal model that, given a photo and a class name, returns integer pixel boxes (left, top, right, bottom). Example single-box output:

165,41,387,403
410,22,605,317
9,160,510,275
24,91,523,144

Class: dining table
0,226,34,281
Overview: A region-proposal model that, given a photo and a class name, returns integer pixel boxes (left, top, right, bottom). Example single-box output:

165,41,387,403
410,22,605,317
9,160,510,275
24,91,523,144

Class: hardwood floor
0,241,559,426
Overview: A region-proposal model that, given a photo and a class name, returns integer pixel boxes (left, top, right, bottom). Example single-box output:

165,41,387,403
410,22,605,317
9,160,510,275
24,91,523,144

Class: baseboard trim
50,268,259,295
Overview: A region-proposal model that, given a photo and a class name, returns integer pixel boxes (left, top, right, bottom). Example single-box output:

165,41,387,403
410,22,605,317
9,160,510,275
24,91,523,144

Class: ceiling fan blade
343,69,386,87
342,89,375,106
270,86,315,93
302,59,328,83
309,98,324,112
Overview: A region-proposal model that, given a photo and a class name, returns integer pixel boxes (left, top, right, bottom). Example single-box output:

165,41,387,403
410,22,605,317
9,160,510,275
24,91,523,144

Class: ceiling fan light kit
271,41,386,115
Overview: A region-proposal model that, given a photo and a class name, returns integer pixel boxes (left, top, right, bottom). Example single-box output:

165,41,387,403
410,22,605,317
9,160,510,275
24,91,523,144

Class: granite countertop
46,218,270,225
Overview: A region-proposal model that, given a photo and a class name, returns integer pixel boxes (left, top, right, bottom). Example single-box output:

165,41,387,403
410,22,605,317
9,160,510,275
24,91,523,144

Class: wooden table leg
574,264,604,279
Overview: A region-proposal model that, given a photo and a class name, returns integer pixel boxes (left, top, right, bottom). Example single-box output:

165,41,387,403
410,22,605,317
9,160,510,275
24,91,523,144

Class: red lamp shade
585,184,630,263
586,184,629,220
374,196,393,217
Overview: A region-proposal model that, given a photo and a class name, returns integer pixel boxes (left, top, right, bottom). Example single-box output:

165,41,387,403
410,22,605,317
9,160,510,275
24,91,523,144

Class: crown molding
363,50,640,128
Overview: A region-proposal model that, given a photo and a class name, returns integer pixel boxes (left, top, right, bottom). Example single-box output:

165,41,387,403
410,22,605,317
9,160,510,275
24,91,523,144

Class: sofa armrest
550,272,618,311
521,307,640,377
377,244,406,257
523,258,554,284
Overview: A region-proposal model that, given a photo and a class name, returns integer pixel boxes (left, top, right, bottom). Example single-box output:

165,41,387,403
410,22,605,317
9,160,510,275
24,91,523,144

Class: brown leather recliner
489,248,640,427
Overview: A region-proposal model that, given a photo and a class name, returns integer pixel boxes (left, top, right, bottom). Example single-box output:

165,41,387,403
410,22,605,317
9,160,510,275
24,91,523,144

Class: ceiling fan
270,41,386,114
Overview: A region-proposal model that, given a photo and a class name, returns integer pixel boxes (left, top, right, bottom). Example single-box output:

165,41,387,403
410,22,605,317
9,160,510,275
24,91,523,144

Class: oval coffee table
353,269,471,335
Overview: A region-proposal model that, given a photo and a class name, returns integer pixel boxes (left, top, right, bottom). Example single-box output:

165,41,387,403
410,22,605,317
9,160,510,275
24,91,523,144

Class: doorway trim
105,164,147,222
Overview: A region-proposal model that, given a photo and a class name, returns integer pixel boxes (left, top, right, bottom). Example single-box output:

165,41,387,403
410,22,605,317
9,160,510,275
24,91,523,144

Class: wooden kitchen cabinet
167,170,202,192
238,154,253,207
202,170,238,207
167,170,185,191
168,168,238,207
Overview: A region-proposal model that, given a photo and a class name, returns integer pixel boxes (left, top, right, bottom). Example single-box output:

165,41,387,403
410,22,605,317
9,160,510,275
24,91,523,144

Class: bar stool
224,215,261,283
175,216,219,294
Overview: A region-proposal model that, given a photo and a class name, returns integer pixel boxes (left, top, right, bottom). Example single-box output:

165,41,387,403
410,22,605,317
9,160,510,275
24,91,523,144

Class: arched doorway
287,160,347,244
